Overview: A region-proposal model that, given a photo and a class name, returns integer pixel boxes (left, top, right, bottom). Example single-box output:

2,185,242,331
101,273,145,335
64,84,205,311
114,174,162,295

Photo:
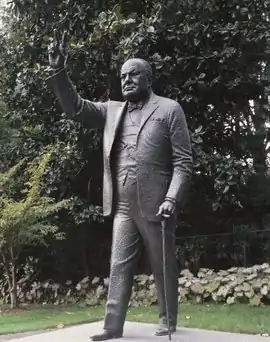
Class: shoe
90,329,123,341
155,324,176,336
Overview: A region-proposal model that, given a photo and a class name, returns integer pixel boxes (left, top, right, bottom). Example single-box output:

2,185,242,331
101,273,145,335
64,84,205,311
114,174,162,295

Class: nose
123,74,132,85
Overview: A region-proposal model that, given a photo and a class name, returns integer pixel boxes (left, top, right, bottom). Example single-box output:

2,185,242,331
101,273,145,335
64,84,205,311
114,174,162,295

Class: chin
123,91,141,102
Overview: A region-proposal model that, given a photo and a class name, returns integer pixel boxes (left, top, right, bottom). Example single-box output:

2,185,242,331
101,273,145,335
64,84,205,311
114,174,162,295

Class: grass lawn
1,303,270,336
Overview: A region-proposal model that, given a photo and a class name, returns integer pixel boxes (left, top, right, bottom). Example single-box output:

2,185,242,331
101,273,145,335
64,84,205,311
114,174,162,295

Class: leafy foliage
0,0,268,284
0,150,70,307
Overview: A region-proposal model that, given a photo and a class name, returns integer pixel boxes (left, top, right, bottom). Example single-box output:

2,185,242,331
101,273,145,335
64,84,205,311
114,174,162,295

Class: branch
1,251,12,290
9,246,17,292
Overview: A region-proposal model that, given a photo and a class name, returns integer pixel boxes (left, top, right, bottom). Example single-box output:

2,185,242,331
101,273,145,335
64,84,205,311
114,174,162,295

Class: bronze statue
47,30,193,341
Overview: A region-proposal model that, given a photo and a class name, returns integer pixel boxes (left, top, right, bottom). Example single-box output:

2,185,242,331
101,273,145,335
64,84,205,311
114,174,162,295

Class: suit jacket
47,69,193,221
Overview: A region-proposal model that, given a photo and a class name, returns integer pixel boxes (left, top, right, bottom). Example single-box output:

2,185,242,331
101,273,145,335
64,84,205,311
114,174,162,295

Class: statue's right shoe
90,329,123,341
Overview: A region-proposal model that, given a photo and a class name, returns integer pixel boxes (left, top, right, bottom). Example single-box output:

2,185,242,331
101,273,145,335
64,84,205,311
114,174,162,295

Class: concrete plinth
2,321,270,342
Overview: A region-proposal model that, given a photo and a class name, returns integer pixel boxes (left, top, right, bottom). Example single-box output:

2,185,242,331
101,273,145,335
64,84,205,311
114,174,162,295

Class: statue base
4,321,270,342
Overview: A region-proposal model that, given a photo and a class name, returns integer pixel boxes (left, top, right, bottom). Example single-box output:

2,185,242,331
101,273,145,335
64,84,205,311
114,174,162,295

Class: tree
0,149,70,308
0,0,268,275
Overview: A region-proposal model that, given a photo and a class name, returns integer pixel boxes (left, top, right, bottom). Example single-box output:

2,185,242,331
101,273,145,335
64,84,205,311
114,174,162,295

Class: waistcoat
114,107,142,187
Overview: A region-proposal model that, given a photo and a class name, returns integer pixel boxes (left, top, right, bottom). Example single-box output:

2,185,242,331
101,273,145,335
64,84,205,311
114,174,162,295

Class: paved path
0,331,50,342
1,322,270,342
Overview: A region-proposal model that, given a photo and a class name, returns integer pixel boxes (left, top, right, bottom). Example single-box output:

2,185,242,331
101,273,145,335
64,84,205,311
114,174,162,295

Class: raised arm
46,30,107,128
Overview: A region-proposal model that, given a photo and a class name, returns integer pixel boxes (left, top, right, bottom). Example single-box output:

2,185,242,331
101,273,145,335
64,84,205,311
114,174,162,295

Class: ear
147,74,152,87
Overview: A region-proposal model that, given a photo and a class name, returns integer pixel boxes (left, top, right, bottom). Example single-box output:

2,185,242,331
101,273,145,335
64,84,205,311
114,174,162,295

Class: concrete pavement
0,331,50,342
1,321,270,342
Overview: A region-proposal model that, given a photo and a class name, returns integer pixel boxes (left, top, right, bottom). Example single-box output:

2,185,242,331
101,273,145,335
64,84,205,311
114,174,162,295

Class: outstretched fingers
54,28,60,45
62,30,68,48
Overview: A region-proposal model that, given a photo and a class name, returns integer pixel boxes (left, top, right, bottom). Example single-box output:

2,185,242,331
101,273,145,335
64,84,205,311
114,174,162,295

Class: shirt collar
127,100,144,112
127,91,152,112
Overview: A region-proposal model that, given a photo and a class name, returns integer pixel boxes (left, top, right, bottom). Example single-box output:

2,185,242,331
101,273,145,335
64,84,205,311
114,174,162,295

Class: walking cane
161,217,172,341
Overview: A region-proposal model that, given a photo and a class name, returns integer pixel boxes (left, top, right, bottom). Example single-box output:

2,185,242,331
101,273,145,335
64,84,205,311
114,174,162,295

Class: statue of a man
47,30,193,341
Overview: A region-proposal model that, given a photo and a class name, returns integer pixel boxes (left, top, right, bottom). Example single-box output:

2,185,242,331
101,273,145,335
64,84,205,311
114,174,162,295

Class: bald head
122,58,152,81
120,58,152,102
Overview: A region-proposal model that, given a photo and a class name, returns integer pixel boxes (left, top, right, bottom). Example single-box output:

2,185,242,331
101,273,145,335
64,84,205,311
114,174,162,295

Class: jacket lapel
106,93,159,156
113,101,127,137
106,101,127,157
137,93,159,138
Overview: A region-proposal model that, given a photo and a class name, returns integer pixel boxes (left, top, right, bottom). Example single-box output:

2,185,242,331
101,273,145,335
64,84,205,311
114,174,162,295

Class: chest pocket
149,117,166,123
145,116,169,141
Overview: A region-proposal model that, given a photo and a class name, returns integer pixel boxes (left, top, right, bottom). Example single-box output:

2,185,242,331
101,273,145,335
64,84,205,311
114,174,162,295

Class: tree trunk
250,93,268,232
10,247,18,309
253,98,267,174
10,287,18,309
81,227,89,278
10,267,18,308
1,252,14,308
1,249,19,309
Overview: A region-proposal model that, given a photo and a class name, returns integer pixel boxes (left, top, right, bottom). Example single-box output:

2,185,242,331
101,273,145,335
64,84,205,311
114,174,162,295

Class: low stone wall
2,264,270,306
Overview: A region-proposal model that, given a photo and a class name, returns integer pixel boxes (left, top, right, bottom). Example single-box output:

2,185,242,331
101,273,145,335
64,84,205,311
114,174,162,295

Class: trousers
103,174,179,331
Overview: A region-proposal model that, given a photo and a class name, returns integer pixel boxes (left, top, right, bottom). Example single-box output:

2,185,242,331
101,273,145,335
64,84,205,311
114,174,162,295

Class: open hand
48,29,68,69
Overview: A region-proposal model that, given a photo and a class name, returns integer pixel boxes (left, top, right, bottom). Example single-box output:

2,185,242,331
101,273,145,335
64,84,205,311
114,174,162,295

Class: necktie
127,101,144,112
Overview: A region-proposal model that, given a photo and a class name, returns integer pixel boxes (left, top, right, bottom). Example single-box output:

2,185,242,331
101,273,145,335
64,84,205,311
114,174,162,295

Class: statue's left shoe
90,329,123,341
155,323,176,336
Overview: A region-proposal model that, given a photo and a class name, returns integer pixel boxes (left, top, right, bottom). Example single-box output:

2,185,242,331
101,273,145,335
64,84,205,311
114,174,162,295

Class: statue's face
120,59,150,102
